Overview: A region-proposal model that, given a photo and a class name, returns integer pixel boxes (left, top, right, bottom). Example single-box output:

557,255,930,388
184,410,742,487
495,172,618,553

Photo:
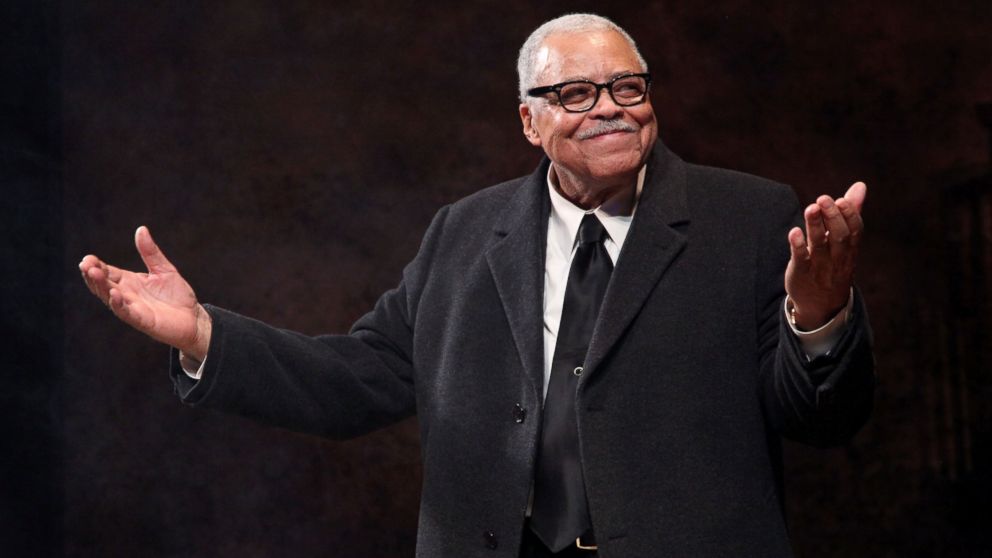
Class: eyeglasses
526,73,652,113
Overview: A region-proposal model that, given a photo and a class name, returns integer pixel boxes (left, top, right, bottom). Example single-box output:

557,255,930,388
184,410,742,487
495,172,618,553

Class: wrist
786,296,837,332
181,304,212,362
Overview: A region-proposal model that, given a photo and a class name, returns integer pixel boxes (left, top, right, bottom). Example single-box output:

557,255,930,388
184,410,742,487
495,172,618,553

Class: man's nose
586,87,624,118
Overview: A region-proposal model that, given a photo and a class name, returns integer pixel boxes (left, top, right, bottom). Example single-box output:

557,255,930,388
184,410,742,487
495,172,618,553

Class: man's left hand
784,182,866,330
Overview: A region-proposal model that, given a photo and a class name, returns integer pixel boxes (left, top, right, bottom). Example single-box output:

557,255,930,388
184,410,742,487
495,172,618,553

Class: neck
551,165,638,215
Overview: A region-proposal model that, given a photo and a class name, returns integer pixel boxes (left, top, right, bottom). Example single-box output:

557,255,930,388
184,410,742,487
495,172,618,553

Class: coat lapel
583,145,691,377
486,159,551,396
485,145,691,390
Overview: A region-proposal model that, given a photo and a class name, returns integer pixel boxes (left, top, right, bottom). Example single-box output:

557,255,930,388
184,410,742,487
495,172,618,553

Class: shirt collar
546,164,645,255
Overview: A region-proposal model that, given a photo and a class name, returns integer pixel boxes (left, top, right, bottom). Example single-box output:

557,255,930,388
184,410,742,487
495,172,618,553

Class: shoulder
399,172,537,294
413,171,536,255
445,175,531,220
425,173,536,238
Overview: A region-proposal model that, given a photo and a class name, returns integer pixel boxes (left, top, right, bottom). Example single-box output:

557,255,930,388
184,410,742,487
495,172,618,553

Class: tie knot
577,214,608,245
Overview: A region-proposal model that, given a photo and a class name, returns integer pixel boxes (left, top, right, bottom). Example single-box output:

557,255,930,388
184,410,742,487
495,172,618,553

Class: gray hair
517,13,648,103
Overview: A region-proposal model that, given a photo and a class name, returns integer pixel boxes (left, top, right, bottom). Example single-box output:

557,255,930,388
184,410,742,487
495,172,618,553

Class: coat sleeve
168,205,451,440
754,186,876,447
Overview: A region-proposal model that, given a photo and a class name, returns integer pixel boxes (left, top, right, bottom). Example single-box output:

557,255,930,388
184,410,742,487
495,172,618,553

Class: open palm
80,226,211,360
784,182,866,330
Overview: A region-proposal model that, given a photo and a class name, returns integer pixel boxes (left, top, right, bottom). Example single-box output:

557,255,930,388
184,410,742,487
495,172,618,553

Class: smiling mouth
582,129,636,143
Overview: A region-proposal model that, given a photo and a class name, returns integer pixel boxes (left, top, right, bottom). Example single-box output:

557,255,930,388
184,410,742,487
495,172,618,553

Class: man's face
520,30,658,187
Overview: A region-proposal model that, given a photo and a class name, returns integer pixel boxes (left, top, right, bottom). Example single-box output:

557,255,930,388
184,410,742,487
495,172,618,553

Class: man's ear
519,103,542,147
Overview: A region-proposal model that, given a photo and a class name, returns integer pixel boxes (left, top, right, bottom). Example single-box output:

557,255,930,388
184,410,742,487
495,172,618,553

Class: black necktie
530,214,613,552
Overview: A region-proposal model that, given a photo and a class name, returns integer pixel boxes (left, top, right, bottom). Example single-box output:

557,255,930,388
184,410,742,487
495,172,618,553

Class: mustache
576,119,638,139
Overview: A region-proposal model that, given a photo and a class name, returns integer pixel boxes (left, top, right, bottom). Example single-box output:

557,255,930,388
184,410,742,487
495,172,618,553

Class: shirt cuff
179,351,207,380
784,289,854,360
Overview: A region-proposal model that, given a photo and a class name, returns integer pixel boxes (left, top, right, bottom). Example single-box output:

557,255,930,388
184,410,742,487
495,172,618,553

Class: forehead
534,30,642,84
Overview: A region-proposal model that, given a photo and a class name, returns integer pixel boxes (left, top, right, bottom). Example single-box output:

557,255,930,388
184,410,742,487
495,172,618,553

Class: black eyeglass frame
526,73,652,113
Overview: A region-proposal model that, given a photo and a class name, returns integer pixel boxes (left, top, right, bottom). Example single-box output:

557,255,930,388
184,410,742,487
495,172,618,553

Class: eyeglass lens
559,76,648,111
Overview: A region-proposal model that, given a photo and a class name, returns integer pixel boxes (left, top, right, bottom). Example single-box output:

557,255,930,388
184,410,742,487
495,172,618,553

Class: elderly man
81,13,874,558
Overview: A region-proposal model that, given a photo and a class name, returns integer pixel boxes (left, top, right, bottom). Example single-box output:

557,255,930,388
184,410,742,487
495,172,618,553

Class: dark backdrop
4,0,992,556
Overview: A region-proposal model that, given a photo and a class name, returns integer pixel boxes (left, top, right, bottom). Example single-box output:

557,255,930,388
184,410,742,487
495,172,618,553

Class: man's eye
559,85,593,105
613,80,645,98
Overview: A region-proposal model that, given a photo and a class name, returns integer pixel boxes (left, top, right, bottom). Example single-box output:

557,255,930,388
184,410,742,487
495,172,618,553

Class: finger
91,258,119,284
83,263,105,289
110,287,153,332
108,287,123,311
108,287,135,324
788,227,811,271
817,196,851,258
835,198,864,248
135,226,176,274
103,263,123,283
80,254,112,277
818,196,850,238
87,266,122,304
79,254,103,285
80,256,117,302
79,256,102,295
87,256,123,284
843,181,867,213
804,203,829,256
80,266,102,300
80,255,128,308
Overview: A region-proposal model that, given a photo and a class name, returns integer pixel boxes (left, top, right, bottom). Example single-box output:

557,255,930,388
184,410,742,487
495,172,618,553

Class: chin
586,153,645,180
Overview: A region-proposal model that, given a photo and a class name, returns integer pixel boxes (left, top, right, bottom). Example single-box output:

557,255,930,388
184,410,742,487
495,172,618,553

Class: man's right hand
79,226,212,362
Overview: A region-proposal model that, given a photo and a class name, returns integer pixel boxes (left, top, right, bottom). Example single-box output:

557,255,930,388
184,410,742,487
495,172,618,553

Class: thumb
134,226,176,273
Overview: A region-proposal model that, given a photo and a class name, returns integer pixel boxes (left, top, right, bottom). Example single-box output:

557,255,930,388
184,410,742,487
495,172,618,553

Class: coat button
483,530,498,549
513,403,527,423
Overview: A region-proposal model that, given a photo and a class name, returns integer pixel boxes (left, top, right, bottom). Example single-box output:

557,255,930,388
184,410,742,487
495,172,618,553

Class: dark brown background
4,0,992,556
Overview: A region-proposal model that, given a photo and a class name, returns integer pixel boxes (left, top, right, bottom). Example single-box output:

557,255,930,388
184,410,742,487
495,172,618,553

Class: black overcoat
171,142,875,557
